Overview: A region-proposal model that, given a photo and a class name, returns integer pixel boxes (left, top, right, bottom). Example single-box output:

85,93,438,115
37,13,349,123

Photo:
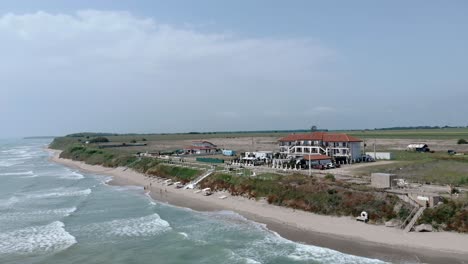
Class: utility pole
309,147,311,176
374,138,377,160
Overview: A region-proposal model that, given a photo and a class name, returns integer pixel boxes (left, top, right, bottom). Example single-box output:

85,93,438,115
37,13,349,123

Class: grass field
343,128,468,140
354,151,468,186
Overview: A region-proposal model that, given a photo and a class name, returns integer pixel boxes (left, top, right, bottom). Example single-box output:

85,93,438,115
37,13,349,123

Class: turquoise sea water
0,139,384,264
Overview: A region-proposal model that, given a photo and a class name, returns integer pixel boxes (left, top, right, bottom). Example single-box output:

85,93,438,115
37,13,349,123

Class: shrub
130,140,137,143
88,137,109,143
457,139,467,144
324,173,336,182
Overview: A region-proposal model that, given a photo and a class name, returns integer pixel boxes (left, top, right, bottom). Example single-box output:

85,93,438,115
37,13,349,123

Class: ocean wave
0,197,20,208
0,160,24,167
0,221,76,254
287,243,385,263
178,232,188,238
0,207,77,222
25,188,91,199
190,210,385,264
0,171,34,176
81,213,171,238
0,188,92,207
59,171,85,180
236,229,385,264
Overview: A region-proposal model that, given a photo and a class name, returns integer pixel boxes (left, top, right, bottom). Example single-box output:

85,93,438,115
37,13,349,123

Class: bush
457,139,467,144
130,140,137,143
88,137,109,143
324,173,336,182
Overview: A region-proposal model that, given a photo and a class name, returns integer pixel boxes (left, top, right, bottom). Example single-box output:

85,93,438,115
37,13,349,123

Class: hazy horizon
1,1,467,137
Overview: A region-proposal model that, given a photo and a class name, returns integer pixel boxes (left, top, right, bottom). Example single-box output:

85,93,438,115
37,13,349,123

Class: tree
457,139,467,144
88,137,109,143
311,125,317,132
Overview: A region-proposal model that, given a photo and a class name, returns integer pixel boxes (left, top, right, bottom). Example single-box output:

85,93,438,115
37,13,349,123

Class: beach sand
49,149,468,263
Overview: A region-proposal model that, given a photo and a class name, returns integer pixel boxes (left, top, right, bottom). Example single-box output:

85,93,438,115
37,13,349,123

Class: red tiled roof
279,132,362,142
303,154,332,161
183,146,217,150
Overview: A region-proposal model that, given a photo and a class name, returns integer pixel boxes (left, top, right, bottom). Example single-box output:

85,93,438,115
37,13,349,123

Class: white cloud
0,10,336,136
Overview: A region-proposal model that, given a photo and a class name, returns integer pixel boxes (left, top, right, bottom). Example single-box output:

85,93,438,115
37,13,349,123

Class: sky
0,0,467,137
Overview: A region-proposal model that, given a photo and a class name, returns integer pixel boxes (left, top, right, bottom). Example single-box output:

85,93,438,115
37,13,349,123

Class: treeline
374,126,467,131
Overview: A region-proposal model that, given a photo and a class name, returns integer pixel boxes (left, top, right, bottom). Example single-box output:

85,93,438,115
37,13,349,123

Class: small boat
202,188,212,196
164,179,173,186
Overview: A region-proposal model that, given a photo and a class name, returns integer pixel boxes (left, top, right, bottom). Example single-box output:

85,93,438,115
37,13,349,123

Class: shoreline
48,149,468,263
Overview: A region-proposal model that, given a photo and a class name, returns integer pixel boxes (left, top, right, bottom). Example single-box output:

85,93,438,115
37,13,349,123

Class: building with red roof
183,141,218,155
278,132,362,162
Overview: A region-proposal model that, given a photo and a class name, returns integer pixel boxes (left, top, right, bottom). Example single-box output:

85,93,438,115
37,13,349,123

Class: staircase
404,207,426,232
184,169,214,189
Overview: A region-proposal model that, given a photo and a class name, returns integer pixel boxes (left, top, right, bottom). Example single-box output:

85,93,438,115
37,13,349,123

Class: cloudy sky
1,0,467,137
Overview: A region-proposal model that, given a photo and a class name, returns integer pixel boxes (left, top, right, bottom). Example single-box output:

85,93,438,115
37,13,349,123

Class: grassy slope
199,172,411,223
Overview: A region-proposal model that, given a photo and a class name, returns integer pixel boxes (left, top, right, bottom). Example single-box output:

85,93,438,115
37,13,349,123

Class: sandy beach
48,149,468,263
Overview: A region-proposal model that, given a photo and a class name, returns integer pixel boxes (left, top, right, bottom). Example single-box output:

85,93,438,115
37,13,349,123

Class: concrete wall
366,152,393,160
371,173,396,188
350,142,361,160
408,193,443,207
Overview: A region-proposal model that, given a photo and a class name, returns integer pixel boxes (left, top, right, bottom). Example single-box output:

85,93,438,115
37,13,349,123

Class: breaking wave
0,221,76,254
59,171,85,180
26,188,92,199
81,213,171,238
0,171,34,176
0,207,77,222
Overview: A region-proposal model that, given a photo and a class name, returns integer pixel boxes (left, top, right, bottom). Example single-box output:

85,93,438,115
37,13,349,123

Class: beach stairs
184,169,214,189
123,157,142,171
403,207,426,232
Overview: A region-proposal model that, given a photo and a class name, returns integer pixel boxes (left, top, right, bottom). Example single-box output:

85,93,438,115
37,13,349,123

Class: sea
0,138,385,264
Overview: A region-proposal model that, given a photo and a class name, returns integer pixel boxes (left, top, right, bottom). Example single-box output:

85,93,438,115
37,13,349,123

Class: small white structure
244,151,273,160
366,152,393,160
371,173,397,189
202,188,212,196
406,143,429,152
356,211,369,222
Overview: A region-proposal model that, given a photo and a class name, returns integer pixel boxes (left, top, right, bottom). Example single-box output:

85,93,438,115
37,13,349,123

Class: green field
355,151,468,186
343,128,468,140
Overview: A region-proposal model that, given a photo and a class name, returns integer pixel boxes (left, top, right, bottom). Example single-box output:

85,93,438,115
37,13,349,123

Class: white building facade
278,132,362,162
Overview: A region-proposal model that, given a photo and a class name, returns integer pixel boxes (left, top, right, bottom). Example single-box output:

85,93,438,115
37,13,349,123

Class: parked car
361,154,375,162
448,150,456,155
313,164,325,170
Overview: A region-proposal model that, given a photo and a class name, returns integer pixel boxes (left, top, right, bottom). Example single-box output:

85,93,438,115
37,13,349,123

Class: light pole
308,146,311,176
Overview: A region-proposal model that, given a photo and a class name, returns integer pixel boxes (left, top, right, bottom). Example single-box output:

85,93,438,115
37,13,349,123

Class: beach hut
222,149,236,156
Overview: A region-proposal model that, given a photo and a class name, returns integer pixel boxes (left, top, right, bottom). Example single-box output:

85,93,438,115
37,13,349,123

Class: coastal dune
49,149,468,263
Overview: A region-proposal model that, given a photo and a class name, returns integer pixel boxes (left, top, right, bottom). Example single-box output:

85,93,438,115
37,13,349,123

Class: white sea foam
0,171,34,176
287,243,385,263
59,171,85,180
0,221,76,254
178,232,188,238
82,213,171,238
0,160,24,167
26,188,92,199
0,207,77,222
0,196,19,208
